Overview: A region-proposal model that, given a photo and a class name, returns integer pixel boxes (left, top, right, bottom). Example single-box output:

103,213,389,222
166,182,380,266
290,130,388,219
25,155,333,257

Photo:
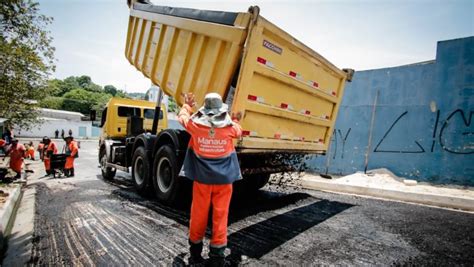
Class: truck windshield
118,107,141,117
144,109,164,119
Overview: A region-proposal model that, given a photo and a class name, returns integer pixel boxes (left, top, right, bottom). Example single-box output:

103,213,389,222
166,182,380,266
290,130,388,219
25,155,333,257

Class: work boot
188,241,205,266
208,246,227,267
14,172,21,179
70,168,75,177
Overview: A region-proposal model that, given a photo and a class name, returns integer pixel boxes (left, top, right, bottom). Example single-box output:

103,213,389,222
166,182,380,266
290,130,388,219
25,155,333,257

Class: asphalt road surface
18,141,474,265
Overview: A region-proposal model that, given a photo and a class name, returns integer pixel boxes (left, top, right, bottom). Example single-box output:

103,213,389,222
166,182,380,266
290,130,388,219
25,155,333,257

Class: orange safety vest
9,144,25,173
64,141,78,169
178,104,242,184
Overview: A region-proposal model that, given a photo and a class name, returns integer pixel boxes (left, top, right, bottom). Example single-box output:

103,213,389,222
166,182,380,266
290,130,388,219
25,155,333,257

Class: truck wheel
132,146,152,195
244,173,270,191
100,149,116,180
152,145,181,204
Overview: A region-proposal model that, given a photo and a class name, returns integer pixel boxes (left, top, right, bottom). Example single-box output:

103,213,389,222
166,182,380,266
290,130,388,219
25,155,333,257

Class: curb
0,185,22,251
301,178,474,212
2,160,43,265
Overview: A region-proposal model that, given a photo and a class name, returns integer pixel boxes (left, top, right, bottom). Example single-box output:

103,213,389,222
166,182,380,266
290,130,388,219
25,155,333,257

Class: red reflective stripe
280,103,288,109
248,95,257,101
325,115,330,119
300,137,305,141
313,81,319,88
305,110,311,115
332,91,337,96
319,138,324,142
257,57,266,64
289,71,297,77
274,133,281,139
242,130,250,136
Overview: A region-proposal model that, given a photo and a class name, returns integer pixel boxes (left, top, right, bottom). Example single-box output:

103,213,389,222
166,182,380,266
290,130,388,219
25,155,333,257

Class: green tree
45,79,63,96
104,85,118,96
91,92,112,117
127,92,146,100
76,75,91,88
0,0,55,129
63,88,94,114
62,88,113,115
60,76,80,95
85,82,103,93
39,96,63,109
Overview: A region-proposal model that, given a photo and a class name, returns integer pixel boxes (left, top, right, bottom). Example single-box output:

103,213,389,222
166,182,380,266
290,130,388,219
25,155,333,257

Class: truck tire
244,173,270,191
152,145,181,204
100,149,116,180
132,146,152,195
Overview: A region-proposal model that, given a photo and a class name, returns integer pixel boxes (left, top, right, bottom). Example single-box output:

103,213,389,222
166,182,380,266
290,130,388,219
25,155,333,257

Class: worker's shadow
109,178,353,266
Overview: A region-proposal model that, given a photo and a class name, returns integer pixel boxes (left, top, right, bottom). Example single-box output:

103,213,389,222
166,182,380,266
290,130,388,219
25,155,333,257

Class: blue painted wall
308,37,474,186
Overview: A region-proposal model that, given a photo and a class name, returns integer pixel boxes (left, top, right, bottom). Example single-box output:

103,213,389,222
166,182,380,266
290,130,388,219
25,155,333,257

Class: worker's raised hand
183,92,196,107
231,111,242,122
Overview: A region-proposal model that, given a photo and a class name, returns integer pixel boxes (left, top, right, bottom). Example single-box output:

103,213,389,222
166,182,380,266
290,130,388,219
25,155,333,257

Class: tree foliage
0,0,55,129
40,76,136,116
128,92,146,100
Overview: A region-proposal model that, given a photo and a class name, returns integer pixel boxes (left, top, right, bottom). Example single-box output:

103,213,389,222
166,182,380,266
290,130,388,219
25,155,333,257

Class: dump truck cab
98,97,169,179
99,97,167,139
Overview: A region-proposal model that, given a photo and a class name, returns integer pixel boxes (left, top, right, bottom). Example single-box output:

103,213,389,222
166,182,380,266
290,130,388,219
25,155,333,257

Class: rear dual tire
131,144,184,204
152,145,183,205
132,146,152,195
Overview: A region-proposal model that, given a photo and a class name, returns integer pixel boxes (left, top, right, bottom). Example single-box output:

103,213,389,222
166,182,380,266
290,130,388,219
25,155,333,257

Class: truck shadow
227,199,353,265
104,175,354,265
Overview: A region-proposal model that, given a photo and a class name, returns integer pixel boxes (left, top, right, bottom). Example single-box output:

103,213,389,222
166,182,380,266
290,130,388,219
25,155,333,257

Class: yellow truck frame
98,1,353,204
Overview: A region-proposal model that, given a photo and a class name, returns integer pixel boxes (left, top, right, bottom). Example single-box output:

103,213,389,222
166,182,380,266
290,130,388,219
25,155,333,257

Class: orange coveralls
43,142,58,173
178,104,242,248
37,143,44,161
9,143,25,174
26,146,35,160
65,140,78,170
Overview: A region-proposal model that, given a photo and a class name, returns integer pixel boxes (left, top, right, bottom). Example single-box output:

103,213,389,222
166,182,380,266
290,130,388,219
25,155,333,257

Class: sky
37,0,474,93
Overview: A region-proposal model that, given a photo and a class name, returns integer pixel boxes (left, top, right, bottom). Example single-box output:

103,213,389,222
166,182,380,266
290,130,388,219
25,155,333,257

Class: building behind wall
307,37,473,186
17,108,101,139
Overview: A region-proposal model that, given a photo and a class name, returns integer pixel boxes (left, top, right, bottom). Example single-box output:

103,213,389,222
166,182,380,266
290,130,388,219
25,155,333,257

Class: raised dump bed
125,1,353,154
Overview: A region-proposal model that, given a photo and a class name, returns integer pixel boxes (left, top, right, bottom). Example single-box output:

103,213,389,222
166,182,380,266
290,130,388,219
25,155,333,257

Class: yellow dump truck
98,1,353,204
97,98,167,180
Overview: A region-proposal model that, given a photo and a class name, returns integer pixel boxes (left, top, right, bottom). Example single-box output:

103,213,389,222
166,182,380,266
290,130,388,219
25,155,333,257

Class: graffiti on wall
328,108,473,159
329,128,351,160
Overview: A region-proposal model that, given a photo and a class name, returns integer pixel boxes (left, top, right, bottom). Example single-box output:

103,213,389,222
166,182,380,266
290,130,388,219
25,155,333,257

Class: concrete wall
17,118,100,139
307,37,473,186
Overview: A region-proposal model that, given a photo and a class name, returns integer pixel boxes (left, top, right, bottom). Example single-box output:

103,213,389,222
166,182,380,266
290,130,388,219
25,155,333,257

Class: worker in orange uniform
37,141,44,161
42,137,57,176
7,139,25,179
178,92,242,266
25,141,35,160
64,136,78,177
